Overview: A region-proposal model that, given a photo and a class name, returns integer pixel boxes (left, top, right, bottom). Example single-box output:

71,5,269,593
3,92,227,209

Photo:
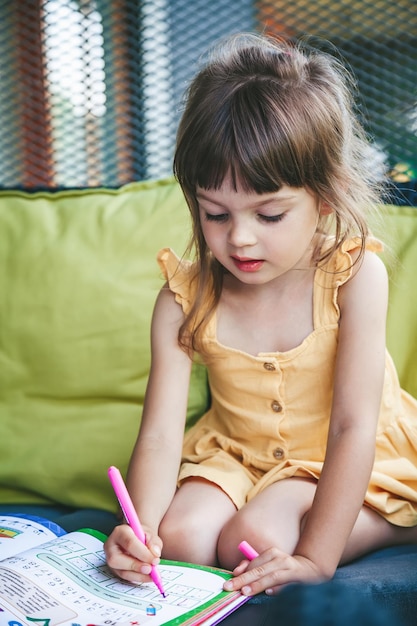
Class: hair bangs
175,82,306,196
228,82,309,193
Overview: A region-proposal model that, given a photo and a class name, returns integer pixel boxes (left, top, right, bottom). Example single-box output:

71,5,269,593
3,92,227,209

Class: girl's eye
259,213,285,223
203,211,285,223
204,212,228,223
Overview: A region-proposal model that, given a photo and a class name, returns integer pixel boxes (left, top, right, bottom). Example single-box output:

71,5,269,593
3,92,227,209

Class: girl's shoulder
318,235,383,282
314,237,385,325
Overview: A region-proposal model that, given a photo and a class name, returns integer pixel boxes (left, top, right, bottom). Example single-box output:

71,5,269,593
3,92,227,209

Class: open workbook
0,514,249,626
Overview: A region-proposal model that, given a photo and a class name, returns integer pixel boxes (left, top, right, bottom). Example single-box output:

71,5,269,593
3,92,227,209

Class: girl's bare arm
104,285,193,581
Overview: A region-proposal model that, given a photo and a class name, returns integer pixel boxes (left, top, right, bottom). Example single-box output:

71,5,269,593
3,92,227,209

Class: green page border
78,527,108,543
158,559,243,626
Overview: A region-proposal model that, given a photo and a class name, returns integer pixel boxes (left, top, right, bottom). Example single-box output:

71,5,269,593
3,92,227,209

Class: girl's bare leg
217,477,417,570
218,477,317,569
341,504,417,563
159,477,237,566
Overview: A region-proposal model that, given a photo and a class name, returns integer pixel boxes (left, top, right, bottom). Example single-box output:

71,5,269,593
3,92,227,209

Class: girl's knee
217,511,261,570
159,508,198,559
217,482,316,569
159,511,182,547
159,480,238,566
159,504,222,566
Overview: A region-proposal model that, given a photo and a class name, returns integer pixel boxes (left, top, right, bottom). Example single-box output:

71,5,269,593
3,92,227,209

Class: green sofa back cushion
0,179,415,512
378,205,417,398
0,178,208,512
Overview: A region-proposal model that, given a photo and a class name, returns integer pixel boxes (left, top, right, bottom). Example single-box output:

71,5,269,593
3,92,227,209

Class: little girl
105,33,417,596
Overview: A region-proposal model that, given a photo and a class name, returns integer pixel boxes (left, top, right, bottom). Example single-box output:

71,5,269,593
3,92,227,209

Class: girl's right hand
104,523,163,584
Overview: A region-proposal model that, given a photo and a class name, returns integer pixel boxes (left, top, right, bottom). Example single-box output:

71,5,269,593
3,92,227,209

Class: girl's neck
217,267,316,355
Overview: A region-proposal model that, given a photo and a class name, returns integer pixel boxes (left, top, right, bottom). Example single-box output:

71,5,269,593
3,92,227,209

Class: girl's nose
227,218,256,248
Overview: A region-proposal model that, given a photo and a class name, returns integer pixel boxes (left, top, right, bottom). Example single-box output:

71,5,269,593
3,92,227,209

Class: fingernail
224,581,233,590
140,564,152,575
152,545,161,557
242,586,252,596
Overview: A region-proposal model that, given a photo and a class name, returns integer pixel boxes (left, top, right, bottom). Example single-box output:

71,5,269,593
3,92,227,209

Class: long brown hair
173,33,382,354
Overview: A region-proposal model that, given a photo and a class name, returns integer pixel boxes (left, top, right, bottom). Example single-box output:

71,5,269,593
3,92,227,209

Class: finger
238,568,290,596
235,558,312,597
225,556,293,596
232,559,250,576
264,584,285,596
224,562,267,594
225,548,280,588
108,564,153,585
106,553,154,584
144,530,163,560
104,527,154,575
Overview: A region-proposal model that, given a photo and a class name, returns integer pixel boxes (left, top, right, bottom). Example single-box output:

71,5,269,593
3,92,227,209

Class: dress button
273,447,285,459
271,400,282,412
263,362,276,371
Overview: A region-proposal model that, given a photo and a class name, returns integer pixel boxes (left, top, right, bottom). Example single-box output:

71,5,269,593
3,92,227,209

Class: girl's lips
232,256,264,272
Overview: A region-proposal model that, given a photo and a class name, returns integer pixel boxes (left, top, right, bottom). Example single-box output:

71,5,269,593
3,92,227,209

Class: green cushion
375,205,417,399
0,178,209,511
0,181,415,513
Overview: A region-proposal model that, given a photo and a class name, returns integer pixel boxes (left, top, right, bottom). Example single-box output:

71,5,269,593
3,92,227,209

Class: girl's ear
319,202,333,216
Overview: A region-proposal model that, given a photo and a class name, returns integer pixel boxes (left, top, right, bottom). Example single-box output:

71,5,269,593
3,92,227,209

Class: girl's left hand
223,547,327,596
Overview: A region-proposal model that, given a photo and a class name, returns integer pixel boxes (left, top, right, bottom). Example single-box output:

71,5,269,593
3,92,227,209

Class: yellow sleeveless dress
158,240,417,526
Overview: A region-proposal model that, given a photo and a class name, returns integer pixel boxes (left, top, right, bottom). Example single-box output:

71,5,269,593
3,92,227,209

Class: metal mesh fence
0,0,416,189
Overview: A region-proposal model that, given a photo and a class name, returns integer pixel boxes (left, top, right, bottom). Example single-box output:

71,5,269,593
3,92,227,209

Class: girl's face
196,174,322,287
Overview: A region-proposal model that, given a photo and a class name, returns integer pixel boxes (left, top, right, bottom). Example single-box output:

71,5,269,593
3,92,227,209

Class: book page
0,529,247,625
0,514,66,559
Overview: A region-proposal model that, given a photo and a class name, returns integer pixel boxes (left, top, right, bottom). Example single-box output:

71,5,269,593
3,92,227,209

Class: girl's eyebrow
196,191,296,208
195,193,230,211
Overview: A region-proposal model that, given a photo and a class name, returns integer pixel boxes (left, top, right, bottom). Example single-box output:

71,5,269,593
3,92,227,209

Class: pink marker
238,540,259,561
108,466,166,598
